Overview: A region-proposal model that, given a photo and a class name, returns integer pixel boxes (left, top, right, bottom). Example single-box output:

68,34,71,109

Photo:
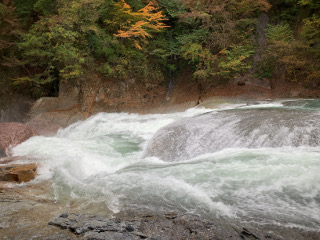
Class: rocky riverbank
1,180,320,240
48,211,320,240
1,74,320,138
1,80,320,239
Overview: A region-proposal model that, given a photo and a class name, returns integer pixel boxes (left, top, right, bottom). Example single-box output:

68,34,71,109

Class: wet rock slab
48,211,320,240
49,212,235,240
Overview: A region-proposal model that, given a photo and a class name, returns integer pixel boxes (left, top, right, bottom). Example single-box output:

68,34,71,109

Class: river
12,99,320,232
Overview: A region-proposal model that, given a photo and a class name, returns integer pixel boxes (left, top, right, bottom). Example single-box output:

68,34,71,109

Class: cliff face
22,71,320,136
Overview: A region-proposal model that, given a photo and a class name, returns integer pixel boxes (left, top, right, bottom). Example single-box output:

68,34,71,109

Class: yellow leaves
117,0,131,11
12,76,32,85
133,40,142,50
115,21,152,38
218,49,227,55
113,0,168,49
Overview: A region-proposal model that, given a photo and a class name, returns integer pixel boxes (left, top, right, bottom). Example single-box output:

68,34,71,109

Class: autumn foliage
113,0,168,49
0,0,320,97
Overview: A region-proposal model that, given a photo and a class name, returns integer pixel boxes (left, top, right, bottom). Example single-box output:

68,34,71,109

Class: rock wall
26,75,170,136
24,71,320,137
0,95,32,123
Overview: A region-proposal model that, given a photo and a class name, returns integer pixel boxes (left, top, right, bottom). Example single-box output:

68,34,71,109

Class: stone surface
0,182,78,240
26,80,82,136
49,212,233,240
0,163,37,183
234,75,271,89
0,95,32,123
0,149,6,158
27,110,84,136
0,122,37,155
48,211,320,240
1,180,320,240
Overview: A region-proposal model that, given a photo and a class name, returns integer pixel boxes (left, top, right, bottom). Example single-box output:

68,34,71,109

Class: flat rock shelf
48,211,320,240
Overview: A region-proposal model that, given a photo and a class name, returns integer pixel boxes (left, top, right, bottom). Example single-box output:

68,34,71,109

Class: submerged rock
0,122,37,156
0,163,37,183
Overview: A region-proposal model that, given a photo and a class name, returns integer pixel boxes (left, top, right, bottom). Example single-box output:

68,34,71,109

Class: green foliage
263,0,320,85
13,0,37,27
0,0,20,67
158,0,185,18
3,0,319,98
218,45,255,78
302,15,320,58
14,0,105,95
298,0,320,9
34,0,57,15
266,23,293,42
176,0,266,81
264,23,315,82
227,0,271,18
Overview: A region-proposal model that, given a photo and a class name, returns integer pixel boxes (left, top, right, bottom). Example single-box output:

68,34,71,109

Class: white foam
10,99,320,229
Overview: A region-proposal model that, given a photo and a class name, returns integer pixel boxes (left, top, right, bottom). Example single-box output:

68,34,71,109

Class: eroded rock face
0,122,37,155
0,163,37,183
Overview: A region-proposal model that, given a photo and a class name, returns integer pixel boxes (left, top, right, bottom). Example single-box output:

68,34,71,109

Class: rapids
12,99,320,231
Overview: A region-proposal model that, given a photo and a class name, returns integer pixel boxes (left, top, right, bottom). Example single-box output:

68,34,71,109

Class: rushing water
12,99,320,231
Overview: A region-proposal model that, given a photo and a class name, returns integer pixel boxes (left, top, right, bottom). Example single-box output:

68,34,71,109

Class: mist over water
12,99,320,231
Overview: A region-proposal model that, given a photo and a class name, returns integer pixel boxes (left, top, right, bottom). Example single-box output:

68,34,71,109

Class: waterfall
11,99,320,231
144,108,320,161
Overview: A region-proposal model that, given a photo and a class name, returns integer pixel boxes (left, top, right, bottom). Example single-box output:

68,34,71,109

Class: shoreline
1,98,320,239
1,180,320,239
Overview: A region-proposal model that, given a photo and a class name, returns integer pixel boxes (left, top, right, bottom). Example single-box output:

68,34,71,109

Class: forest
0,0,319,98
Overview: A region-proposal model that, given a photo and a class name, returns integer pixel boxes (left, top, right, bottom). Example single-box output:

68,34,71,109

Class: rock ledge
0,163,37,183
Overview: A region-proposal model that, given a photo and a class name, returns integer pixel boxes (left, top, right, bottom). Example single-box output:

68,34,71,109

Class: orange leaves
137,1,168,30
113,0,168,49
115,0,131,12
115,21,152,38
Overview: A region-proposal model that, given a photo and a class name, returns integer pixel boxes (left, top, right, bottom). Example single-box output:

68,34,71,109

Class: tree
14,0,104,96
113,0,168,49
178,0,270,81
0,0,20,67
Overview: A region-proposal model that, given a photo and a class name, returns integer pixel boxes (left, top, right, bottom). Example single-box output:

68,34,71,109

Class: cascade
144,108,320,161
11,100,320,231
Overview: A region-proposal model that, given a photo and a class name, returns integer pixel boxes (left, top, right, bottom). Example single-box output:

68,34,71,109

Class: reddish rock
0,163,37,183
0,122,37,155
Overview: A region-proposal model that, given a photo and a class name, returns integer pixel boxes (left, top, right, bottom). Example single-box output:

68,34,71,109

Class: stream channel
11,99,320,235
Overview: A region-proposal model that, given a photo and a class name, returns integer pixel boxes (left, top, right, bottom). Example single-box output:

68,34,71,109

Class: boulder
27,111,84,136
0,163,37,183
0,122,37,155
